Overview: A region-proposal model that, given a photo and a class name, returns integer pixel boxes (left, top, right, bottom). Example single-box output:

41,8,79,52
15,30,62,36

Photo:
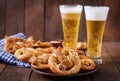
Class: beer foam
60,5,83,14
84,6,109,21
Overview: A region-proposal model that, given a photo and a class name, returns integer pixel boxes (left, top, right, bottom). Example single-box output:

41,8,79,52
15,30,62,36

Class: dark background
0,0,120,42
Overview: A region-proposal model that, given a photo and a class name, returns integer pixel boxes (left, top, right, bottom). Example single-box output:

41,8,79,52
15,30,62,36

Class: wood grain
0,65,31,81
104,0,120,42
0,0,5,39
25,0,44,41
0,61,7,75
104,42,120,73
6,0,25,35
92,43,120,81
30,71,53,81
44,0,64,41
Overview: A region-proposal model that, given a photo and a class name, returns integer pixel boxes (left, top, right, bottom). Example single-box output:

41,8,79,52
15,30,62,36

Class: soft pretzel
77,42,87,50
14,47,36,63
31,47,55,69
33,41,53,48
4,36,25,54
81,58,96,70
31,54,51,69
48,48,81,75
76,49,85,55
24,36,35,48
49,41,63,47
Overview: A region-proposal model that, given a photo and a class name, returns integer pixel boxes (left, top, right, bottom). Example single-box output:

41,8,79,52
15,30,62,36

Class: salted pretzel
33,41,53,48
79,55,88,59
14,47,36,63
49,41,63,47
77,49,96,70
76,49,85,55
48,47,81,75
15,46,55,63
31,54,51,69
81,58,96,70
14,47,43,63
4,36,25,54
77,42,87,50
31,47,55,69
24,36,35,48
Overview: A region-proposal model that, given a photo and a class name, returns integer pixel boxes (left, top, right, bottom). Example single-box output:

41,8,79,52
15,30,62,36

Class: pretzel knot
48,48,81,75
81,58,96,70
31,47,55,69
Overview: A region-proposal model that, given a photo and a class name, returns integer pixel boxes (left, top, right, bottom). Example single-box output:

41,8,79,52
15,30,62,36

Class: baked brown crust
4,36,25,54
3,35,96,75
48,48,81,75
77,42,87,50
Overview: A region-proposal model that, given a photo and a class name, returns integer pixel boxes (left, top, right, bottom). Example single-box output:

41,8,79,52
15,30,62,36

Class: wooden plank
104,0,120,42
65,0,84,5
104,42,120,72
44,0,64,41
6,0,25,35
29,71,53,81
0,0,7,77
84,0,104,6
80,6,86,42
92,43,120,81
30,71,92,81
0,0,5,39
0,62,7,74
0,65,31,81
25,0,44,41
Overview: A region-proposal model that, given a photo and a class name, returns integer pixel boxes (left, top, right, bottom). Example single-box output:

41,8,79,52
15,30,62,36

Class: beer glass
59,5,83,48
84,6,109,64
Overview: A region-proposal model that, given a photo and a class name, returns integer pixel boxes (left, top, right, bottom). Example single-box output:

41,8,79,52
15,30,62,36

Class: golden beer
86,20,106,58
59,5,83,48
61,13,81,48
84,6,109,63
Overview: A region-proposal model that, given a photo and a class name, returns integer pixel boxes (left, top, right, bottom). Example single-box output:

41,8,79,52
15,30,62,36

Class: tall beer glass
84,6,109,64
59,5,83,48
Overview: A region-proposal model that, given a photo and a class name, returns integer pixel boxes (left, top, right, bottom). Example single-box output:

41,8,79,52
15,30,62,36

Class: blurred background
0,0,120,42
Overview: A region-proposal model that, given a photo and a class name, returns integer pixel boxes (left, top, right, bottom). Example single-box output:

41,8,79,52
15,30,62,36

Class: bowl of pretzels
3,36,98,76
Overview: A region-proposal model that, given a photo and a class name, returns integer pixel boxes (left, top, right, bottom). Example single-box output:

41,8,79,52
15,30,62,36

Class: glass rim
84,5,109,21
59,4,83,8
84,5,109,9
59,4,83,13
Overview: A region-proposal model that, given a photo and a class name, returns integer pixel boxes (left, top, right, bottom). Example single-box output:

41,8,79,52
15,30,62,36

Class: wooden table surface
0,42,120,81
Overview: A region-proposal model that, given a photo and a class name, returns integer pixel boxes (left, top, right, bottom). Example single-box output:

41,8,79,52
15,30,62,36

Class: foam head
59,5,83,14
84,6,109,21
